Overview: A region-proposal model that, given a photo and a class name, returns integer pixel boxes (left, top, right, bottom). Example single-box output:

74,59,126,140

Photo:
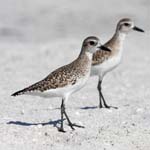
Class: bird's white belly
91,51,122,77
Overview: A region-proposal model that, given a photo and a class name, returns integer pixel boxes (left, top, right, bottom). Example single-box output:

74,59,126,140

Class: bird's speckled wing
12,54,90,96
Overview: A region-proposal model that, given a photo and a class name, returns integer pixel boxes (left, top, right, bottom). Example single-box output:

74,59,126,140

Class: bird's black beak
133,26,144,32
99,45,111,52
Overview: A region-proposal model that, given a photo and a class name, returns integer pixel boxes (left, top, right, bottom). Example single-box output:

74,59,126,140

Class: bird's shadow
6,106,97,129
80,106,98,110
7,119,63,129
54,106,98,110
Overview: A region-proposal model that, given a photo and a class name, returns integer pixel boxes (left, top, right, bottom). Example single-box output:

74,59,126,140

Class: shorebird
92,18,144,109
11,36,111,132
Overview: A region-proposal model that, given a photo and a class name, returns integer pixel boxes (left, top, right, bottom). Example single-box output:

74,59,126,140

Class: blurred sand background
0,0,149,43
0,0,150,150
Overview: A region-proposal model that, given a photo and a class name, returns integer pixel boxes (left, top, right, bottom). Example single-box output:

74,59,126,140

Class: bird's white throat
116,32,126,43
85,52,93,60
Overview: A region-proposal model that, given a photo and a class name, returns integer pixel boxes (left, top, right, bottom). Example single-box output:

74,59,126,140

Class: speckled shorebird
92,18,144,109
11,36,111,132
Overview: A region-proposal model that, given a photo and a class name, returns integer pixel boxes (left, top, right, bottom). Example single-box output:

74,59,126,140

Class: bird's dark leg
97,80,118,109
58,99,66,132
97,80,103,108
58,97,84,132
63,102,85,130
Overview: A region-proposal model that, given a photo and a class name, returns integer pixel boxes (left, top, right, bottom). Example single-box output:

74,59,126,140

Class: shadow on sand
7,119,63,129
6,106,97,129
80,106,98,110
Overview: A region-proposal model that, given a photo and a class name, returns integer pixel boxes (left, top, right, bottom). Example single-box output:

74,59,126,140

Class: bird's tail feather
11,88,29,96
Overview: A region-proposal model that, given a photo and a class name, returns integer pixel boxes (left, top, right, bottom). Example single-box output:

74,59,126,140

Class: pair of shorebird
12,18,144,132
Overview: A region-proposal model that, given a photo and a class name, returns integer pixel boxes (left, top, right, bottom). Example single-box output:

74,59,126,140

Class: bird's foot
58,127,66,133
68,123,85,130
99,104,118,109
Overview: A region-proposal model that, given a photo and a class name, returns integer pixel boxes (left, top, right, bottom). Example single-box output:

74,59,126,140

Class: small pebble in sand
20,109,25,115
44,132,48,136
75,111,80,116
37,124,43,128
136,108,144,113
32,138,37,142
47,105,53,110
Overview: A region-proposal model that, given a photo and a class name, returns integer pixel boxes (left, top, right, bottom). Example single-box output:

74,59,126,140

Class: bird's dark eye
124,23,130,26
89,41,95,45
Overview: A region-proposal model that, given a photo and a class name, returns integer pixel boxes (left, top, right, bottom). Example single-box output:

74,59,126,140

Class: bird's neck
114,31,126,42
85,52,93,60
105,31,127,53
72,50,93,75
79,50,92,61
77,50,93,69
113,31,126,48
